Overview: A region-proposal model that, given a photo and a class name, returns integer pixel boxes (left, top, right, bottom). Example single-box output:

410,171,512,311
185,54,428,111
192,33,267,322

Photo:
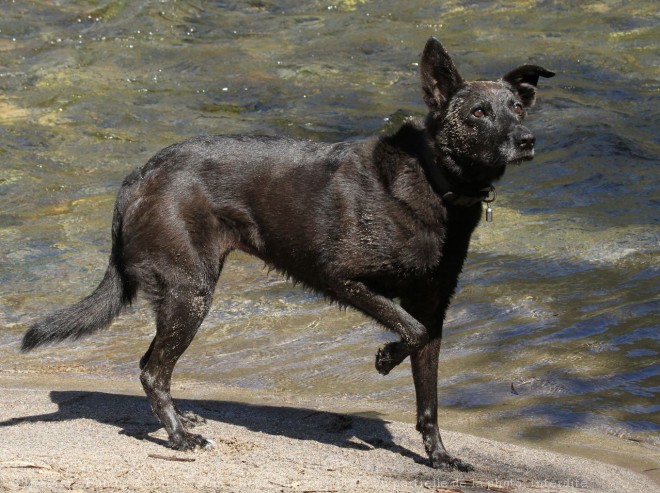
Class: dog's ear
420,37,465,112
502,65,555,107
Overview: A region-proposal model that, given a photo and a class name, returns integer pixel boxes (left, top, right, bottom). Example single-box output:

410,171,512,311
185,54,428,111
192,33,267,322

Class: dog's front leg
329,280,429,374
402,295,474,471
411,339,473,471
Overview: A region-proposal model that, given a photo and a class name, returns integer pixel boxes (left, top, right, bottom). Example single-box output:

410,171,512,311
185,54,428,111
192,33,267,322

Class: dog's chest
329,192,448,283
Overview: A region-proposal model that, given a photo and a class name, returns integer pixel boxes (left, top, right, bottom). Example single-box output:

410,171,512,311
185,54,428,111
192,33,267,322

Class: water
1,0,658,453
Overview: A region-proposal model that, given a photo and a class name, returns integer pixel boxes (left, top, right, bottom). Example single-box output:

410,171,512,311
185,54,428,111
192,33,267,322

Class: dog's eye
513,103,524,115
472,108,485,118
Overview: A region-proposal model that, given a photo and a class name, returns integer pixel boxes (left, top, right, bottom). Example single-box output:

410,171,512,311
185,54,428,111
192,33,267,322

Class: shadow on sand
0,390,426,465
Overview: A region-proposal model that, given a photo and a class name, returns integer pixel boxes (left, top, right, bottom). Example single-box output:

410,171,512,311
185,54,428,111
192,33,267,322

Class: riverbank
1,373,657,493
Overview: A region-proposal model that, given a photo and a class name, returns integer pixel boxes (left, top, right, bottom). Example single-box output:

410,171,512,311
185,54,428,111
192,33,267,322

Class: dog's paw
375,347,393,375
375,342,407,375
170,432,215,451
430,453,474,472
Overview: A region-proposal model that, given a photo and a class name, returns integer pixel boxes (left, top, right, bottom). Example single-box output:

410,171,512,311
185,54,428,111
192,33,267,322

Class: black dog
23,38,553,471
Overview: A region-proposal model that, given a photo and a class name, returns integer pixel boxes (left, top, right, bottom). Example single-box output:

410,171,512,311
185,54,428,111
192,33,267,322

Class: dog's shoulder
368,119,427,182
381,118,427,156
366,119,445,223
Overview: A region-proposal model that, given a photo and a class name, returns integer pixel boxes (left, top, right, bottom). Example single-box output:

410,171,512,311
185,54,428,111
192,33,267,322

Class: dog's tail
22,191,134,351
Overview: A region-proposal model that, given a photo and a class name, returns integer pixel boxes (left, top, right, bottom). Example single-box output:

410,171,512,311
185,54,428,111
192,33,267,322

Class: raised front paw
375,342,408,375
170,432,216,451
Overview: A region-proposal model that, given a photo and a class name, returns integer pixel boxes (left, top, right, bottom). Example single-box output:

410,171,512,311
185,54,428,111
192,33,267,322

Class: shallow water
1,1,658,450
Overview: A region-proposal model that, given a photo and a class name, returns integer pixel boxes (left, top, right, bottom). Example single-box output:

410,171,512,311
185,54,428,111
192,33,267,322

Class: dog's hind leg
142,339,205,429
131,186,238,444
140,338,203,427
140,278,217,450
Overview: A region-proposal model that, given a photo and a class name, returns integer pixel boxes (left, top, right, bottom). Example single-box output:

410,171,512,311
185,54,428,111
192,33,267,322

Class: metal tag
484,186,495,222
486,205,493,222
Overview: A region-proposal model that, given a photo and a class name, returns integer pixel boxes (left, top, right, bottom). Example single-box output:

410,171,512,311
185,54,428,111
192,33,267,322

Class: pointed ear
502,65,555,107
420,37,465,112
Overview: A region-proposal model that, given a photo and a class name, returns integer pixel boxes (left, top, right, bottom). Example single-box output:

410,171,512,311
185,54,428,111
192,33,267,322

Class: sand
1,375,658,493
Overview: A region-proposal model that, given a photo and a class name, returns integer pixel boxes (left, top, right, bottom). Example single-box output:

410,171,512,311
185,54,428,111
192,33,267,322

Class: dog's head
420,37,554,184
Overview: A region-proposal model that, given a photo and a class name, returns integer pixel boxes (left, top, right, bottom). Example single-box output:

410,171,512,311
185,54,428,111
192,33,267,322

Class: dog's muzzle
508,126,536,163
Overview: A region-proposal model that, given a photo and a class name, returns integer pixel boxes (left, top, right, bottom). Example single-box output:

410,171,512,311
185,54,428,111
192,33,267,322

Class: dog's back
114,132,444,292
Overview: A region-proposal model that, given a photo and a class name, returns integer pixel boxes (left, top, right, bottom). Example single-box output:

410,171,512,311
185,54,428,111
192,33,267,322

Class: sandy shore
1,375,658,493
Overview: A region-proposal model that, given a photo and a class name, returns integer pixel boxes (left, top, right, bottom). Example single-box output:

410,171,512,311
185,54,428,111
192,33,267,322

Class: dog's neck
418,133,494,207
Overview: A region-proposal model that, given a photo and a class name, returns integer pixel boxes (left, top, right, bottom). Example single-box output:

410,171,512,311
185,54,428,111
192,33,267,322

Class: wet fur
22,38,553,470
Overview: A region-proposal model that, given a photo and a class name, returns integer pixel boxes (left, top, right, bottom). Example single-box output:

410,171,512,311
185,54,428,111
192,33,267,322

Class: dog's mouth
506,150,535,165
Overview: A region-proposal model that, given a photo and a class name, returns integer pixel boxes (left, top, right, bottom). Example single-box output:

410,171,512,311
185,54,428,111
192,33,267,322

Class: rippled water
1,0,658,452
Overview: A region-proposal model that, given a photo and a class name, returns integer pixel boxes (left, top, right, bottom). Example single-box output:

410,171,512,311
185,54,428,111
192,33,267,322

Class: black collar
418,137,494,207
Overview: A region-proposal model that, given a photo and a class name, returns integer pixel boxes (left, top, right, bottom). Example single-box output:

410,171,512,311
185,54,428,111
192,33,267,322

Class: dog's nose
517,130,535,150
